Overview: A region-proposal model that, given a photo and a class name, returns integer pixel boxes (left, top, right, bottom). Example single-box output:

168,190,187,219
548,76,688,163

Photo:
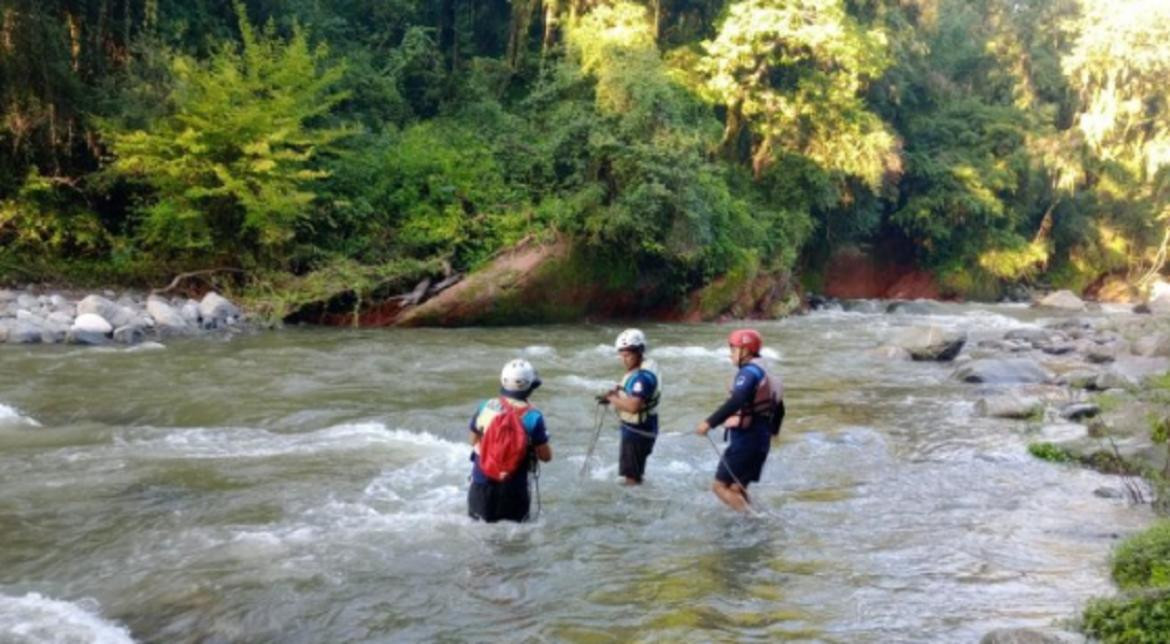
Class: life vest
474,397,532,480
617,359,661,427
725,357,781,430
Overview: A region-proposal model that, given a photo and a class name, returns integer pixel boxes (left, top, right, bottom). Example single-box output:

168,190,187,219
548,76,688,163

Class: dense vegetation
1,0,1168,308
1082,520,1170,643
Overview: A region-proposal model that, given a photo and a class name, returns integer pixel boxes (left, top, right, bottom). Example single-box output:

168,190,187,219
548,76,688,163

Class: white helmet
615,328,646,352
500,359,539,392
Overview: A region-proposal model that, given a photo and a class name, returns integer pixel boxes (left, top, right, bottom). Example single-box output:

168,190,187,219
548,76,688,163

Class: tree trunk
506,0,539,70
439,0,457,72
541,0,560,55
717,101,744,161
652,0,661,41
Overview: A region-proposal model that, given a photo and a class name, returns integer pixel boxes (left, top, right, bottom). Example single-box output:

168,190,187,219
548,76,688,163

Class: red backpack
478,398,530,482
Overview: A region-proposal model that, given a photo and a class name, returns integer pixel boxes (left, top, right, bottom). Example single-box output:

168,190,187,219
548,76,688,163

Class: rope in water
596,402,758,512
579,401,606,477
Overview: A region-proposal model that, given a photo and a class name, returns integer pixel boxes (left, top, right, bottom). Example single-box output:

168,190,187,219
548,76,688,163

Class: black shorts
715,440,768,487
468,479,530,523
619,433,656,481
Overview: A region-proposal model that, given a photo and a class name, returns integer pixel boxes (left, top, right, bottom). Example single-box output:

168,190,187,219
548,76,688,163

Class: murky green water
0,304,1153,642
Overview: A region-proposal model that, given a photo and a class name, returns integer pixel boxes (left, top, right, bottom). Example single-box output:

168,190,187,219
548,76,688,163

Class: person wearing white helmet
467,358,553,522
603,328,661,485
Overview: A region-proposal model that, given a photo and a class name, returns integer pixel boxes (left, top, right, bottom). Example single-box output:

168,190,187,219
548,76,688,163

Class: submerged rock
1059,402,1100,421
975,392,1042,419
955,359,1054,384
1036,290,1086,311
893,326,967,361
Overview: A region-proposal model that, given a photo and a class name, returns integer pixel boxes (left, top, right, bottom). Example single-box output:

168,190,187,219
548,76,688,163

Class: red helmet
728,328,762,355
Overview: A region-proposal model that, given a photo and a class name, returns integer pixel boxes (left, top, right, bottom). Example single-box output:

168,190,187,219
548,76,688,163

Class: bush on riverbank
1082,520,1170,642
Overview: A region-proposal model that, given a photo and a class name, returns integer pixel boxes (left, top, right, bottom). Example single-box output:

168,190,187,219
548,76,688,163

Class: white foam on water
661,459,698,474
556,374,617,391
522,345,556,357
652,345,726,360
760,347,781,360
115,422,461,460
89,341,168,354
580,343,615,358
0,593,134,644
0,403,40,427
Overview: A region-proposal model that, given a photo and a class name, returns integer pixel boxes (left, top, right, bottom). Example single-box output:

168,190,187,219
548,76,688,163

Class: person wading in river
603,329,661,485
696,329,783,512
467,359,552,522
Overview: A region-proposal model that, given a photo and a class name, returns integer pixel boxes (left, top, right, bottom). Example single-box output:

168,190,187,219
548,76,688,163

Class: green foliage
696,0,895,185
3,0,1170,316
1082,521,1170,643
1082,591,1170,644
1028,441,1074,464
103,2,350,265
373,121,528,270
1112,521,1170,590
0,173,109,255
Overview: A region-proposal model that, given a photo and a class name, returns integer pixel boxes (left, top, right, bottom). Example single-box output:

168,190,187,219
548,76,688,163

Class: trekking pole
580,401,606,478
704,432,759,515
532,459,542,520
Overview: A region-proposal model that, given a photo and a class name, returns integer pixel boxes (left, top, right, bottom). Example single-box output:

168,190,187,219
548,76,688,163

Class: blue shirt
620,369,659,439
468,397,548,485
706,363,771,443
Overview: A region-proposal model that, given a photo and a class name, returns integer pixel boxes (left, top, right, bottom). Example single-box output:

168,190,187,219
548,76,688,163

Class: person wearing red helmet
696,329,784,512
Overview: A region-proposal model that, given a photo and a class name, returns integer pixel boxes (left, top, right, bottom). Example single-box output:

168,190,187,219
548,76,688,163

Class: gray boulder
113,324,146,345
1059,369,1100,389
179,300,201,326
40,323,67,344
893,326,966,361
7,321,43,344
77,294,138,329
975,392,1042,419
146,297,191,336
1148,293,1170,315
1060,402,1100,421
46,311,74,327
16,293,39,310
955,358,1054,384
68,313,113,345
1036,289,1086,310
199,292,241,328
1085,344,1117,364
1132,334,1170,358
1095,371,1135,390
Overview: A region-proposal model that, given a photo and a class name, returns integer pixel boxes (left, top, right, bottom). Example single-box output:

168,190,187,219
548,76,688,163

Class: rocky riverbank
818,290,1170,643
0,288,247,346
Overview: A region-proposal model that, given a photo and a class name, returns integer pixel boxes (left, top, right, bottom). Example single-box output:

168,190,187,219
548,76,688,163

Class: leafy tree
1061,0,1170,289
104,2,350,266
696,0,895,185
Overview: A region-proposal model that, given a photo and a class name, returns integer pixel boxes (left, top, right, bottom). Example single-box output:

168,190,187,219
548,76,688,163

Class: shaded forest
1,0,1167,313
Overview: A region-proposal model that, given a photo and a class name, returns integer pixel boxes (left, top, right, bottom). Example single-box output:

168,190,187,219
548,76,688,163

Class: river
0,303,1153,642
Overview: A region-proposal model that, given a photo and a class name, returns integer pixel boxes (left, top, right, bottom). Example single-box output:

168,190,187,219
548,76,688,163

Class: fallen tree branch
151,268,245,296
